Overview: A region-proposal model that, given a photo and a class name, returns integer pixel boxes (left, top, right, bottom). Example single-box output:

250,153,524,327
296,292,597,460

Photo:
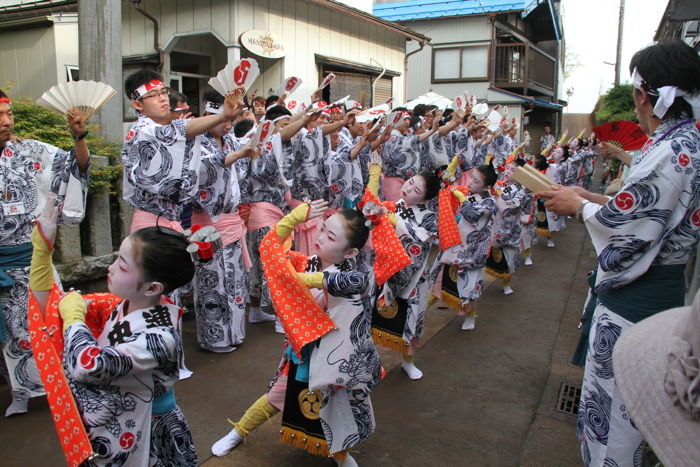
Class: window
66,65,79,82
432,43,490,82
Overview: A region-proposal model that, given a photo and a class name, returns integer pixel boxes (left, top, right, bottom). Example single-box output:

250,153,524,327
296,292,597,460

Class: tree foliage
9,96,123,195
594,83,637,124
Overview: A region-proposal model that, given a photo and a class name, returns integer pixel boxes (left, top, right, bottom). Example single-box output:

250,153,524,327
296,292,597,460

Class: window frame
431,41,491,84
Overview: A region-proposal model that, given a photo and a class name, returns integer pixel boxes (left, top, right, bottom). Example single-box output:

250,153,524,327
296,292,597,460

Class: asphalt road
0,221,594,467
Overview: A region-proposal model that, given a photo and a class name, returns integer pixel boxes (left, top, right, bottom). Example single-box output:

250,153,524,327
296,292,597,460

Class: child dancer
29,198,198,466
534,152,565,247
432,164,498,331
366,153,441,380
211,201,380,466
486,158,527,294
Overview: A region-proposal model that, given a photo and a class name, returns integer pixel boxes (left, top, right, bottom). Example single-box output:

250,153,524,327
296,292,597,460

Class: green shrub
9,96,123,195
594,84,637,124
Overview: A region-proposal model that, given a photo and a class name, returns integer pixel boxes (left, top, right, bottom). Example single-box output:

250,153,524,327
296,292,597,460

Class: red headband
0,98,11,104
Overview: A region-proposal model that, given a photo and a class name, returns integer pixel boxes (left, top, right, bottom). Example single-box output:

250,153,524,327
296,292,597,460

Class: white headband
271,115,291,124
632,68,700,119
132,79,164,100
204,101,223,114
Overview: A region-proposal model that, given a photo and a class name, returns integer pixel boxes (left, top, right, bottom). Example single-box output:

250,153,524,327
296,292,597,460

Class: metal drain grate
555,382,581,416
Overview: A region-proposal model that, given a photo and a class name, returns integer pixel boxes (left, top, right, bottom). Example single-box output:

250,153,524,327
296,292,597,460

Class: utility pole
78,0,123,141
614,0,625,85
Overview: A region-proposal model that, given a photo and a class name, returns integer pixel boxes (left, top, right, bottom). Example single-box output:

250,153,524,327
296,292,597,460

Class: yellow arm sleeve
296,272,325,289
275,203,311,240
368,164,382,197
29,224,54,292
58,292,88,332
452,189,467,203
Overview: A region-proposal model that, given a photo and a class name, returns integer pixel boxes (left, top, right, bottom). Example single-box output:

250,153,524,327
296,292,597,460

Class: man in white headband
122,70,243,231
538,39,700,467
0,89,91,417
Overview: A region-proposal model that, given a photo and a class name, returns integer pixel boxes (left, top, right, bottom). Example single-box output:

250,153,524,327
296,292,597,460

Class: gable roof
373,0,540,22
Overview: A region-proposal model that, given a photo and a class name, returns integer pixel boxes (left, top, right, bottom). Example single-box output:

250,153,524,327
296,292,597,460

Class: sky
561,0,667,113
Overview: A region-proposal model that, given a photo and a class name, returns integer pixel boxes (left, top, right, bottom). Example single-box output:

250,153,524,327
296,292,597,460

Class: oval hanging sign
240,30,286,59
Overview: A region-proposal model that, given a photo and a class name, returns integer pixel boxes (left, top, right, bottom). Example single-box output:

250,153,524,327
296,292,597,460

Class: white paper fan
356,103,389,123
209,59,260,97
487,109,503,132
36,80,117,122
472,102,489,116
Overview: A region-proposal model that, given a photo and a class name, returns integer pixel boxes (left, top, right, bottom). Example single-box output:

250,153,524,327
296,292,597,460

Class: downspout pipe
131,0,164,72
370,58,385,105
404,40,425,103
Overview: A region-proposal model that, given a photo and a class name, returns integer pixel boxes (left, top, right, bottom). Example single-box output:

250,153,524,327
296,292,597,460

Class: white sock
461,315,476,331
524,256,533,265
547,239,555,247
401,361,423,380
274,317,285,334
249,306,275,323
503,286,514,295
5,395,28,417
211,428,243,457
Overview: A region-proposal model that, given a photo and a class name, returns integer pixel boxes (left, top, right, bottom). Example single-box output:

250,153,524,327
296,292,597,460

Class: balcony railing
493,42,556,95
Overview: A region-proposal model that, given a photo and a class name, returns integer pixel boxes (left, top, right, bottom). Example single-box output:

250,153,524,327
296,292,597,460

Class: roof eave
311,0,431,43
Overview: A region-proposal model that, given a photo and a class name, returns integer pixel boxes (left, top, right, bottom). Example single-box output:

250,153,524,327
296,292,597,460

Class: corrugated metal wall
0,26,58,98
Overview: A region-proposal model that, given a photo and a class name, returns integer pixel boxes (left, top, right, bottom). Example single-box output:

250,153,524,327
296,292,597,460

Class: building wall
121,0,407,102
0,26,58,98
53,16,79,83
404,16,493,101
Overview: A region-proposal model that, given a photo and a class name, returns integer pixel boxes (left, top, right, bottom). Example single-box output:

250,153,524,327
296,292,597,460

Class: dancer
432,164,498,331
486,158,527,294
211,200,380,467
366,153,440,380
29,197,198,466
0,89,91,416
189,90,254,352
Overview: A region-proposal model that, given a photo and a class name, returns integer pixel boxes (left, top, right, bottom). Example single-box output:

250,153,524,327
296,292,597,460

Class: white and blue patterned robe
577,117,700,467
379,201,438,343
382,130,422,180
121,116,200,221
64,301,197,467
190,133,247,351
1,139,88,400
433,192,496,304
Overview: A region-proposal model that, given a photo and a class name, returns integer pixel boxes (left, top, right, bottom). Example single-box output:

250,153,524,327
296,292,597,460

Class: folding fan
279,76,302,95
593,120,648,151
487,109,503,132
356,103,389,123
472,102,489,116
209,59,260,100
36,81,117,122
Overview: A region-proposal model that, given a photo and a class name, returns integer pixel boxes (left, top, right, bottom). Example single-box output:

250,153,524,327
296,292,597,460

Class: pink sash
382,176,404,202
190,212,252,270
248,202,285,232
289,198,326,257
130,209,183,233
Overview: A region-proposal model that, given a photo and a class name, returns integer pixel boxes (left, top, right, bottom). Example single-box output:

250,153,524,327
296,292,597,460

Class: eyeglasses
140,88,170,100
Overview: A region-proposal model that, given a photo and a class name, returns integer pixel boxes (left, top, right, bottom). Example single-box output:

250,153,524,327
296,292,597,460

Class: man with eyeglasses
122,70,243,233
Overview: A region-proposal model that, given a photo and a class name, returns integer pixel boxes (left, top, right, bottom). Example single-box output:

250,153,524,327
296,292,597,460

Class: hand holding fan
36,81,117,123
250,120,273,159
209,59,260,106
593,121,648,150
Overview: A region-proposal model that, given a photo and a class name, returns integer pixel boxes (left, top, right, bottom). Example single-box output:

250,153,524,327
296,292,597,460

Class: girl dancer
366,153,440,380
211,201,380,467
29,198,198,466
432,164,498,331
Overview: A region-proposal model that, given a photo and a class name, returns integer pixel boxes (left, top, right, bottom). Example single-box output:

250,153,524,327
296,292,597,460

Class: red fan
593,120,648,151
